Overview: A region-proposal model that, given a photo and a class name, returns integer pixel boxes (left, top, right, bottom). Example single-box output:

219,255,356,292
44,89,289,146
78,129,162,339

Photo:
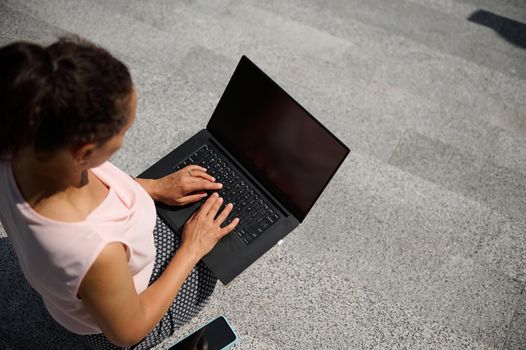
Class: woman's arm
79,242,198,346
133,177,159,200
78,193,238,347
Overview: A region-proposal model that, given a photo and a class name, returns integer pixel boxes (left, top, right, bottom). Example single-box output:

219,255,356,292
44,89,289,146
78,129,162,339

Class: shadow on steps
0,238,88,350
468,9,526,49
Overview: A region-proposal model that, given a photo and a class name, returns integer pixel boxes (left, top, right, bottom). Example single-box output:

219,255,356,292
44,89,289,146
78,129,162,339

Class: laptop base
139,129,299,284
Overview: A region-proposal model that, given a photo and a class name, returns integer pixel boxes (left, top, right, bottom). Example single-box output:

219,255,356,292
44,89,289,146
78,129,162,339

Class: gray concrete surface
0,0,525,349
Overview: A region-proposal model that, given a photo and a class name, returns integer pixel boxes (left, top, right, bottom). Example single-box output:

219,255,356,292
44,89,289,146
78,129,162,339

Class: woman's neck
11,148,88,208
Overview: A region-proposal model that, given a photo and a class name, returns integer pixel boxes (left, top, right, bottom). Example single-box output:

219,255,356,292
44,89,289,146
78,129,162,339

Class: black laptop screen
207,56,349,222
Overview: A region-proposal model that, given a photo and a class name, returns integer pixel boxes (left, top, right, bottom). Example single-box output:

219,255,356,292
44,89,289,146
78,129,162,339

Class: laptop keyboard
172,145,280,245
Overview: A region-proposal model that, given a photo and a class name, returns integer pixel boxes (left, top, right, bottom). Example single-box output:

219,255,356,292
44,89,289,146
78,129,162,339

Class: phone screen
168,316,237,350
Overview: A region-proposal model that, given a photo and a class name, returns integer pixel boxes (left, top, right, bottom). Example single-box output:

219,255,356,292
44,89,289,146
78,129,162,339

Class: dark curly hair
0,36,133,160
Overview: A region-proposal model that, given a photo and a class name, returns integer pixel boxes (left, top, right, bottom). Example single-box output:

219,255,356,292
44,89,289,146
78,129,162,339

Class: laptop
139,56,350,284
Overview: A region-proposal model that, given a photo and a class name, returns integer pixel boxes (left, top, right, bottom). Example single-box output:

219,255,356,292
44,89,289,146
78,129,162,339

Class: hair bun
0,41,54,158
0,36,133,160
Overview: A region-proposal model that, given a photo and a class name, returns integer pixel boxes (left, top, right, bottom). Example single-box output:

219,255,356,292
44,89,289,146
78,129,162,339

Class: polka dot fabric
81,216,217,350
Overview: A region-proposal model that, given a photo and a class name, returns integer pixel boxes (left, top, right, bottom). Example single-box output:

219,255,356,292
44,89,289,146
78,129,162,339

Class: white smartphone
167,316,238,350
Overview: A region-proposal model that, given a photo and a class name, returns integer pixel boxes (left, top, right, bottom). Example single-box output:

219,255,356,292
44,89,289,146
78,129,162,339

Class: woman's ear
72,143,97,166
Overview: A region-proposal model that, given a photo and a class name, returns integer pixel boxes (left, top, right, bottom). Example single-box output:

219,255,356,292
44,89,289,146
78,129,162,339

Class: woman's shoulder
92,161,128,178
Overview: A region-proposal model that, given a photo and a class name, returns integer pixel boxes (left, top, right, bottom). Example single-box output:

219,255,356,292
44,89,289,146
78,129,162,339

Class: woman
0,36,239,349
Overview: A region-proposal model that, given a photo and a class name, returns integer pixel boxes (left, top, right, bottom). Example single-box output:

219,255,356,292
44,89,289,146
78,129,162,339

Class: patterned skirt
81,216,217,350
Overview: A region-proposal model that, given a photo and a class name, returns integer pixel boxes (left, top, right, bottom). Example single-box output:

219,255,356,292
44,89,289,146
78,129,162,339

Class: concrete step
92,0,379,121
4,0,195,83
252,0,526,80
505,290,526,350
245,0,526,137
357,80,526,176
92,0,353,66
473,211,526,284
385,129,526,274
388,130,526,223
283,150,523,348
0,3,68,46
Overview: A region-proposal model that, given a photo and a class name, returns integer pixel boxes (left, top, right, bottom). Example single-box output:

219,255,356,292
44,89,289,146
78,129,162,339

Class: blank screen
207,56,349,221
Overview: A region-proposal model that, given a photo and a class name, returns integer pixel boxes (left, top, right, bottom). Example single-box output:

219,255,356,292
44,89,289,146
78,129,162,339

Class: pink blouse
0,161,156,334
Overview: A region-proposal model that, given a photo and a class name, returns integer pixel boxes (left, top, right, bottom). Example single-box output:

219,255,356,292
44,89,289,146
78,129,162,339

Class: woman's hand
149,165,223,206
181,192,239,260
